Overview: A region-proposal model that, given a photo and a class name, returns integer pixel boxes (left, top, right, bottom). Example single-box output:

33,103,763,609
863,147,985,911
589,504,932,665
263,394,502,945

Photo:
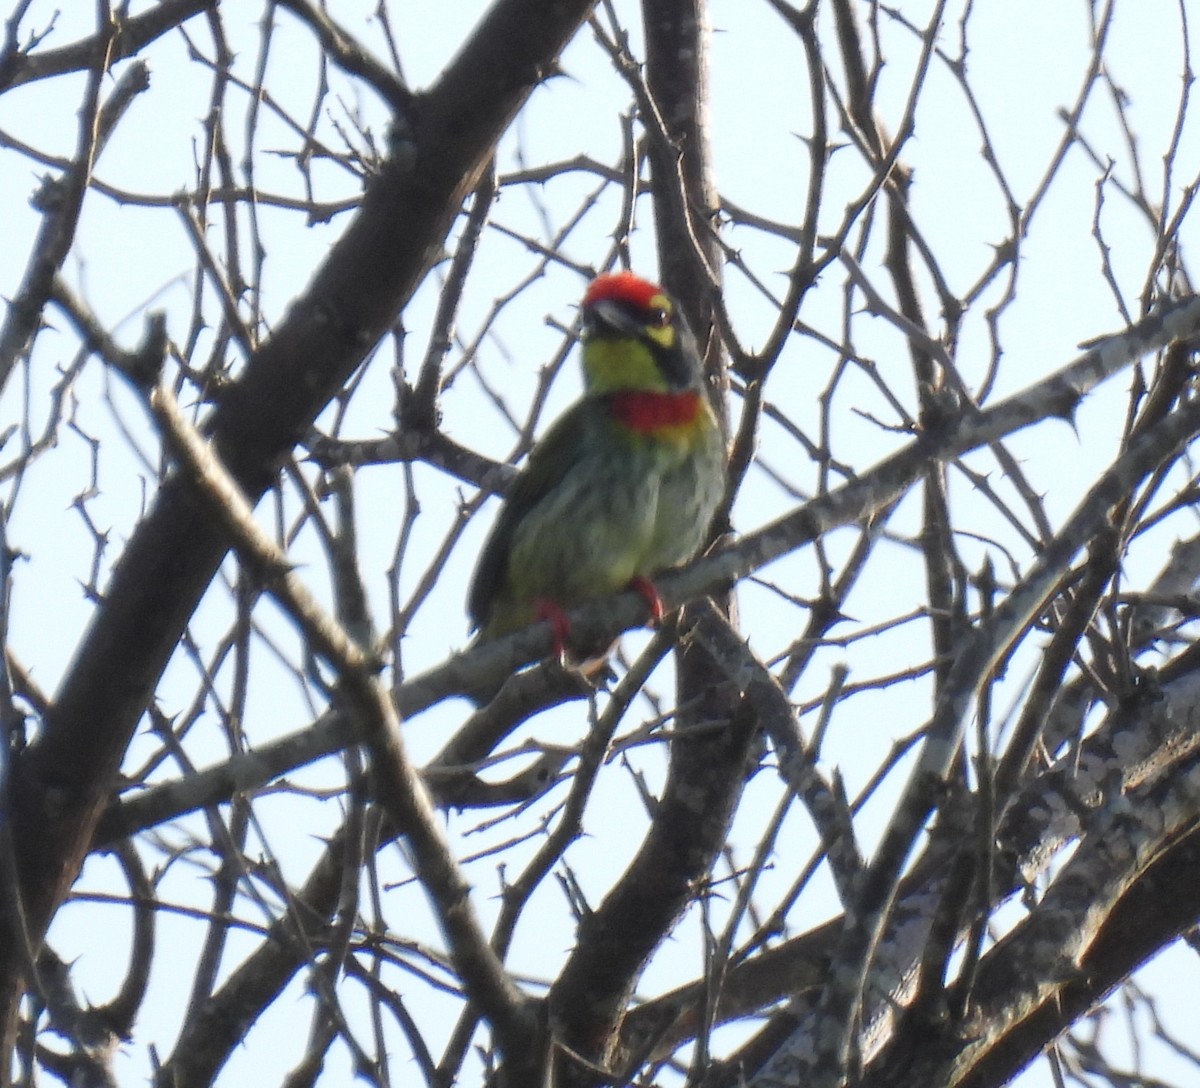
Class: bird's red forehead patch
584,270,664,310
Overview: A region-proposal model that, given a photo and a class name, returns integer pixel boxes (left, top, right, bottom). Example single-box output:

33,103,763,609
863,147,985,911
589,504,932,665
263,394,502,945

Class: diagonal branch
756,391,1200,1086
412,292,1200,712
149,382,536,1060
0,0,599,1069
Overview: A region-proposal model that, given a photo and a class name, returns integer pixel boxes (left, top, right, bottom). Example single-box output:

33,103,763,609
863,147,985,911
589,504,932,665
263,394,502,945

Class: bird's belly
498,423,724,631
644,429,725,570
505,461,660,606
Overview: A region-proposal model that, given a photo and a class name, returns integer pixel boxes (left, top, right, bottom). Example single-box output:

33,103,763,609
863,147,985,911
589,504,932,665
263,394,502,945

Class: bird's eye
648,308,671,328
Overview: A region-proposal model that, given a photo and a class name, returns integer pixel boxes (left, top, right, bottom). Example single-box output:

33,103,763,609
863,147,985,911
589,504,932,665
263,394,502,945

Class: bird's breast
606,390,718,454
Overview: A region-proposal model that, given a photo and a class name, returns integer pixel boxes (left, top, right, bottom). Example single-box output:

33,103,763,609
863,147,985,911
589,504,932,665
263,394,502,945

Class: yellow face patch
643,293,677,350
582,292,679,393
583,338,668,394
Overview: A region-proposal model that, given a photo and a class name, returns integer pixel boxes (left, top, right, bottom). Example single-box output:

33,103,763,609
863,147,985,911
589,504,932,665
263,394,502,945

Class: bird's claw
534,598,573,663
629,576,665,627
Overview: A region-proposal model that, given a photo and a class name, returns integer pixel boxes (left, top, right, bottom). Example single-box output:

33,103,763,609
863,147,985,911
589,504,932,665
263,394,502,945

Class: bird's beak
583,299,644,340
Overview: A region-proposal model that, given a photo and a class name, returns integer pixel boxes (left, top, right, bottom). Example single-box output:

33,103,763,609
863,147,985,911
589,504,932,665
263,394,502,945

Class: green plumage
467,271,726,645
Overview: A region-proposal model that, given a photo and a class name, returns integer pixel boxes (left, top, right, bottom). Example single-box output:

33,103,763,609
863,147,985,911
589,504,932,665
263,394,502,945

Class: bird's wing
467,399,599,630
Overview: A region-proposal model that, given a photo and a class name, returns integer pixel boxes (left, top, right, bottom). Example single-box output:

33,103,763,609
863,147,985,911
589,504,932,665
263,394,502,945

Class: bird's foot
534,598,573,662
531,599,622,690
629,576,665,627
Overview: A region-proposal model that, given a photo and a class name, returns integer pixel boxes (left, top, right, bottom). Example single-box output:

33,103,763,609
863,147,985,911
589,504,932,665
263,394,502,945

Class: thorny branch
1,2,1199,1087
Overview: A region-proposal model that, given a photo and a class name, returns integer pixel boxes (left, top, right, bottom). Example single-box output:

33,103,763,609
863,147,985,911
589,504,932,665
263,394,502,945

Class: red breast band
609,390,701,431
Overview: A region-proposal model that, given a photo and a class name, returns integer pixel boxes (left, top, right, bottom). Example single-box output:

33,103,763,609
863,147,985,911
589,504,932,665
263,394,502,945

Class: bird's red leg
534,599,572,661
629,576,665,627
